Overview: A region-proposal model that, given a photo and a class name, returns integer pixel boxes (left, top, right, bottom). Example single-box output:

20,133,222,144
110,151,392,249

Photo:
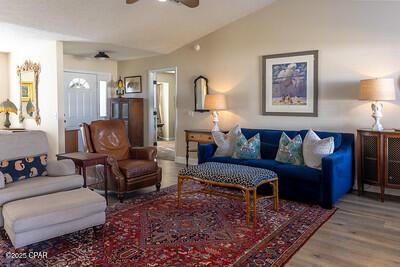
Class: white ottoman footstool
3,188,106,248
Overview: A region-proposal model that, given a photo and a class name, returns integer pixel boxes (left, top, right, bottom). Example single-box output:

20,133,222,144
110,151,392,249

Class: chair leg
156,182,161,191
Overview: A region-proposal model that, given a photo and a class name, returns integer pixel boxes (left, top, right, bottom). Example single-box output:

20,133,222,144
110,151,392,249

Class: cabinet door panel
362,135,379,183
385,136,400,188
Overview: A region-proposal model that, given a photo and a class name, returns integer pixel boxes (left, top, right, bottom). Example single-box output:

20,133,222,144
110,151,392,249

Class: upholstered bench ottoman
3,188,106,248
178,162,279,224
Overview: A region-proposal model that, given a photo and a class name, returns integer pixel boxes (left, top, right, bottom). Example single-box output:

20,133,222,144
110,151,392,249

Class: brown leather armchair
80,119,162,202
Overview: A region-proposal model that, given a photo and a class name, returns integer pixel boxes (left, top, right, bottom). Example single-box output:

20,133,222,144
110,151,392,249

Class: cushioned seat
118,160,158,178
243,159,281,171
0,175,84,206
276,164,321,184
3,188,106,248
179,162,277,188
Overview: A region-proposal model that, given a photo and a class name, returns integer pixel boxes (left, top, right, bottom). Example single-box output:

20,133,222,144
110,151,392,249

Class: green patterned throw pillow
232,133,261,160
275,133,304,165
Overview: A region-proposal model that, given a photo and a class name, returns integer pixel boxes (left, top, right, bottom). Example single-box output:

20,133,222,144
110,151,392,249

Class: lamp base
211,111,220,132
4,112,11,129
371,101,384,131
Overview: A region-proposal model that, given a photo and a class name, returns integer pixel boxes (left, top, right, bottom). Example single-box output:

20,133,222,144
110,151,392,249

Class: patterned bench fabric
179,162,277,188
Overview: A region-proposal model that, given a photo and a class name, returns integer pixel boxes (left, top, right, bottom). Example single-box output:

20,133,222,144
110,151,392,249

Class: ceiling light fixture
94,51,110,60
158,0,167,2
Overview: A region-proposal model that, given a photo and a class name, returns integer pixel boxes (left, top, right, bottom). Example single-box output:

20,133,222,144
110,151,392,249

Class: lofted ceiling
0,0,274,60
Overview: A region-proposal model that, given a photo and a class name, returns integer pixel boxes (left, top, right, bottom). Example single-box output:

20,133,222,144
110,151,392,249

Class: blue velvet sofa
198,128,355,208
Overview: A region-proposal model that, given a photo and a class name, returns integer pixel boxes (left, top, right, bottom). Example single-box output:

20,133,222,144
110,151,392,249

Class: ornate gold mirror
17,60,41,125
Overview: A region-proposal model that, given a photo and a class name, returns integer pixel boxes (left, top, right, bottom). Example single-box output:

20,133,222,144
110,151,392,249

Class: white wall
0,52,9,123
8,40,64,158
118,0,400,159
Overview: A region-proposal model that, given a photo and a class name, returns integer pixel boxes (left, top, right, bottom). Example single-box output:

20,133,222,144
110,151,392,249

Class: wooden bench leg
245,189,250,224
177,176,183,208
272,180,279,211
252,188,257,226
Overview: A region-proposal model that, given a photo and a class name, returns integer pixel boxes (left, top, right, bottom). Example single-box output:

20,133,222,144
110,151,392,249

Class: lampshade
0,99,18,114
359,78,396,101
204,94,227,111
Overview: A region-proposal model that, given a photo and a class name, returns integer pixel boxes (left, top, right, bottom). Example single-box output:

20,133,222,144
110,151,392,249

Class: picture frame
124,76,142,93
20,82,34,102
262,50,318,117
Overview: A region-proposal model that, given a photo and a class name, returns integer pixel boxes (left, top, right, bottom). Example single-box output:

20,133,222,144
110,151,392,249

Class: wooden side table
57,152,109,204
184,129,216,167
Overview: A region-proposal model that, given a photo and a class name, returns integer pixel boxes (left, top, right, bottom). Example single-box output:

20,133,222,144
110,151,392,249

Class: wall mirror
17,60,41,125
194,76,209,112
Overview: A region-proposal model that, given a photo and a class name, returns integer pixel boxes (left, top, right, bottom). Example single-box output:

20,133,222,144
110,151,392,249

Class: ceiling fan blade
179,0,199,8
126,0,139,4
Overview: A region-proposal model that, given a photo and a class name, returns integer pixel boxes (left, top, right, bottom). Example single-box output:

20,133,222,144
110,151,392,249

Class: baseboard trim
175,156,198,166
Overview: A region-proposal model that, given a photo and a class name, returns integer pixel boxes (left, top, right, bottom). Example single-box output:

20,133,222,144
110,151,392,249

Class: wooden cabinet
357,129,400,201
110,98,144,147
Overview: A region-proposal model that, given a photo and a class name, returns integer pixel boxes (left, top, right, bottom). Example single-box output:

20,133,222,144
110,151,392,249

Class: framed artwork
262,50,318,117
21,82,34,102
124,76,142,93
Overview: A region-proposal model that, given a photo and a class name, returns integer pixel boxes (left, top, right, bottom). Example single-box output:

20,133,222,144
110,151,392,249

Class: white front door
64,72,98,129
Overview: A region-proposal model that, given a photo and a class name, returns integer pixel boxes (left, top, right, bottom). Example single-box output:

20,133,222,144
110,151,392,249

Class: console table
185,129,223,167
357,129,400,201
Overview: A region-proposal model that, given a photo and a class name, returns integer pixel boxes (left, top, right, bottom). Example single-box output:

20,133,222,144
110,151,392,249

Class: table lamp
0,99,18,128
359,78,396,131
204,94,227,132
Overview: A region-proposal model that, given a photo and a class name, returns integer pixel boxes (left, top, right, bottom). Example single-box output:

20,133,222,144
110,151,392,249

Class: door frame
148,67,178,160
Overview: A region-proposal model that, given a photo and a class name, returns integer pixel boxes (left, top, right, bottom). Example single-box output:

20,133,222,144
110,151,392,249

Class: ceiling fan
126,0,199,8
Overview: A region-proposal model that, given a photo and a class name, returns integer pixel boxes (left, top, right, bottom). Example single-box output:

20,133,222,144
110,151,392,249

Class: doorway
64,71,111,152
149,68,177,161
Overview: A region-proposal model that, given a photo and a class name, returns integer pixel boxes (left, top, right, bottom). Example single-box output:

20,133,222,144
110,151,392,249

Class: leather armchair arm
106,155,126,192
129,147,157,161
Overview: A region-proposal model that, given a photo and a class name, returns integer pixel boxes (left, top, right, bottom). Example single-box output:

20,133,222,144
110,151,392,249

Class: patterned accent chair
81,119,162,202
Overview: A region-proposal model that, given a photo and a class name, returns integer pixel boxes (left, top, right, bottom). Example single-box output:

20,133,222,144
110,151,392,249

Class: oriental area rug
0,183,336,266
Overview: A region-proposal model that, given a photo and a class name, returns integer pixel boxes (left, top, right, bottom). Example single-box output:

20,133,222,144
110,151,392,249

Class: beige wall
64,54,118,83
0,53,9,123
157,72,176,140
118,0,400,161
8,41,64,158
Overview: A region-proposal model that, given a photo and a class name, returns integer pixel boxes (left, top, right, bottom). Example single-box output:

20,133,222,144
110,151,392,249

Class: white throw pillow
303,129,334,169
47,159,76,177
212,125,241,157
0,171,4,189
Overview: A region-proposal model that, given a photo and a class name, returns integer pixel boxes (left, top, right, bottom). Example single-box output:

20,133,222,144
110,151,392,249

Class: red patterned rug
0,183,336,266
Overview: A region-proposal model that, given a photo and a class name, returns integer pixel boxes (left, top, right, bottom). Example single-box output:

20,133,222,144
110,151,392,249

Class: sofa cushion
260,142,279,160
3,188,105,233
243,159,281,171
118,160,158,178
303,130,334,169
0,154,48,184
275,133,304,165
0,175,83,206
0,131,48,161
212,125,241,157
232,133,261,160
47,159,76,177
241,128,299,143
276,163,322,184
300,130,342,151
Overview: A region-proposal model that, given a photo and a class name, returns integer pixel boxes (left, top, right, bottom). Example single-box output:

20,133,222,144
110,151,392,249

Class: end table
57,152,109,204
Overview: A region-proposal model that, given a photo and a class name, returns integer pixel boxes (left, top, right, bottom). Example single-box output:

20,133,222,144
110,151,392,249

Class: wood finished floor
109,160,400,267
